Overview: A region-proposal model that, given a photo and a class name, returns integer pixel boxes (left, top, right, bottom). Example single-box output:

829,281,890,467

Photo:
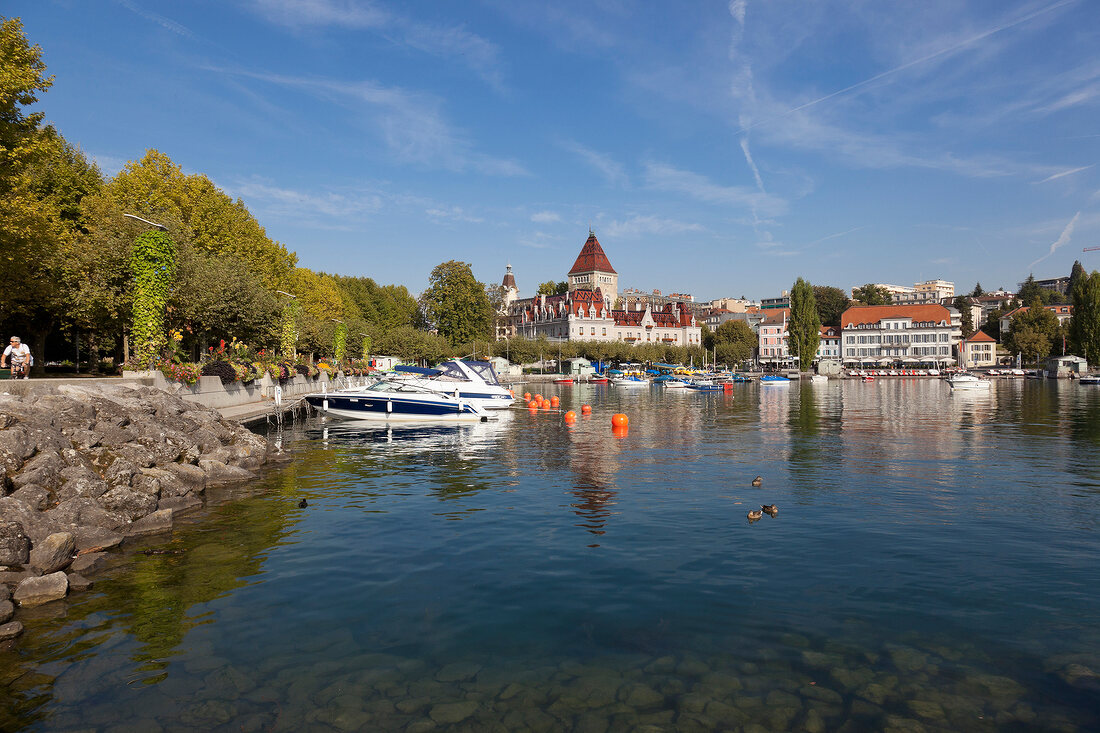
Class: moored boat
306,380,489,422
947,372,991,390
760,375,791,385
392,359,515,409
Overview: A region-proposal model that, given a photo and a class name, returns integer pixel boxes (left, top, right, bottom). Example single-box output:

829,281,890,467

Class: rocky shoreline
0,384,285,643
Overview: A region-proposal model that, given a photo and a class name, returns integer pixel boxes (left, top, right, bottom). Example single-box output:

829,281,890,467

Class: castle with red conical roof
500,232,700,347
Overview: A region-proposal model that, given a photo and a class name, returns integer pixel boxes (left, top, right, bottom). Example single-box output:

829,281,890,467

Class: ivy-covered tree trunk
280,299,300,360
128,230,176,366
789,277,821,372
361,334,372,360
333,322,347,363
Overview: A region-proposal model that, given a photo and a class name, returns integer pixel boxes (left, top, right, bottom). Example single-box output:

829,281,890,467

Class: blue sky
14,0,1100,301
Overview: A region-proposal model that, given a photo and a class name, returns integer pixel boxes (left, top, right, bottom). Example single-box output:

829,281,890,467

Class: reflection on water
3,380,1100,731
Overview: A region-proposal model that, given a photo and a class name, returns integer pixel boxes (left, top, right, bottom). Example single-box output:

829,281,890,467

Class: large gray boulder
198,460,256,485
47,498,126,532
13,571,68,607
0,521,30,565
56,466,109,502
98,487,158,521
10,484,50,511
127,509,174,537
29,532,75,574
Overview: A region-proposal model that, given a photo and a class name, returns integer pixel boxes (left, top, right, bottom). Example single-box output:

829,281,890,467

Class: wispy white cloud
232,179,384,228
643,162,786,216
1028,211,1081,269
248,0,505,89
531,211,561,223
559,140,628,187
1034,164,1094,184
210,67,526,175
737,0,1078,135
90,152,127,178
116,0,193,37
426,206,484,224
604,215,704,239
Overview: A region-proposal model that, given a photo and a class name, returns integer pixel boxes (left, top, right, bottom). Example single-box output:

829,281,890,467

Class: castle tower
567,231,618,307
501,263,518,310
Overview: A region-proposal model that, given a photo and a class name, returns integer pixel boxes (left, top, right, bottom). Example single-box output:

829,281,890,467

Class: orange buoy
523,392,531,401
564,410,576,423
611,413,629,428
550,396,560,408
535,393,543,402
509,389,515,397
581,404,592,414
527,400,538,409
612,425,629,439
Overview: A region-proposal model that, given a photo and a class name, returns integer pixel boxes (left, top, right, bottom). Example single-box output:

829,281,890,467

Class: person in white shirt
2,336,31,379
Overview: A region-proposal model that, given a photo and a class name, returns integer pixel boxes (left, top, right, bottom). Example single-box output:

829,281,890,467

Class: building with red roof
998,304,1073,335
960,330,998,369
840,304,961,364
502,232,701,346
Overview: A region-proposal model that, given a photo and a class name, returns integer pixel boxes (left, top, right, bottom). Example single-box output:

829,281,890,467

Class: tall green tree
971,282,985,297
1069,270,1100,365
712,320,756,365
811,285,849,326
420,260,492,346
1068,260,1087,301
851,283,892,306
953,295,975,339
1005,300,1061,364
788,278,821,371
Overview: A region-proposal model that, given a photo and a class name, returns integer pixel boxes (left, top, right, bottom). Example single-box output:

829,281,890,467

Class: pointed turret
567,231,618,306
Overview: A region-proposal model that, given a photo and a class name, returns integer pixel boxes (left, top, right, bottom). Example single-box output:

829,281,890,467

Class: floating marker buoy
523,392,531,401
581,404,592,415
528,400,538,409
612,425,628,438
564,410,576,423
535,393,543,402
550,396,560,408
611,413,628,428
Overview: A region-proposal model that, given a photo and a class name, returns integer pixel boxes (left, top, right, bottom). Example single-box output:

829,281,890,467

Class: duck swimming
751,476,763,487
298,498,308,508
762,504,778,517
747,509,763,521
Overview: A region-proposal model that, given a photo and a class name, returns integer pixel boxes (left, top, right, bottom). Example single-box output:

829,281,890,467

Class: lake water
3,378,1100,732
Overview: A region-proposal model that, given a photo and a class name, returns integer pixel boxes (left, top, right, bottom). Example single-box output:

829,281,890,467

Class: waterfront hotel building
500,233,702,346
841,304,960,363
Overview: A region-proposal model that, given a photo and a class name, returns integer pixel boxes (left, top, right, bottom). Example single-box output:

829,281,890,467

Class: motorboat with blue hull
305,380,489,422
392,359,515,409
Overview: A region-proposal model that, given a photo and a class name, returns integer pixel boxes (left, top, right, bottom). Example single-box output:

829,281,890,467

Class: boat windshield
365,379,438,394
465,360,499,385
435,361,467,382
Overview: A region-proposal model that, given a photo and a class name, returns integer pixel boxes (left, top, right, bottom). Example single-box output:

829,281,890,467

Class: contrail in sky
737,0,1077,134
1028,211,1080,269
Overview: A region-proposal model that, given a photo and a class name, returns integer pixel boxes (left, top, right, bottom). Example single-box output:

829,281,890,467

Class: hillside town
494,232,1088,376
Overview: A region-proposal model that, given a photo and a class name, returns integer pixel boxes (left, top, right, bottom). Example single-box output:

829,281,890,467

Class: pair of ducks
747,504,778,521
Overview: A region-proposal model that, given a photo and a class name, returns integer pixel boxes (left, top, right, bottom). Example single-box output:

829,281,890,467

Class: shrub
202,360,238,385
294,363,310,377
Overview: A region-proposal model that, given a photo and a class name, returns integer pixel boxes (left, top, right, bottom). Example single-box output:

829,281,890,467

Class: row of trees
0,17,425,372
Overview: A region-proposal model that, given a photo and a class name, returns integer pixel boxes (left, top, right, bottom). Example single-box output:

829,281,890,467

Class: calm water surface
3,379,1100,731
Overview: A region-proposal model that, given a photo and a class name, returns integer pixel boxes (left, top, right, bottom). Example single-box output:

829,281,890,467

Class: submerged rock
0,620,23,641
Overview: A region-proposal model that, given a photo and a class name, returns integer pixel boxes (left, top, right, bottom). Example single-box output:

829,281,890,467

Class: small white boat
810,375,828,384
760,375,791,385
947,373,991,390
611,375,649,387
1079,374,1100,384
